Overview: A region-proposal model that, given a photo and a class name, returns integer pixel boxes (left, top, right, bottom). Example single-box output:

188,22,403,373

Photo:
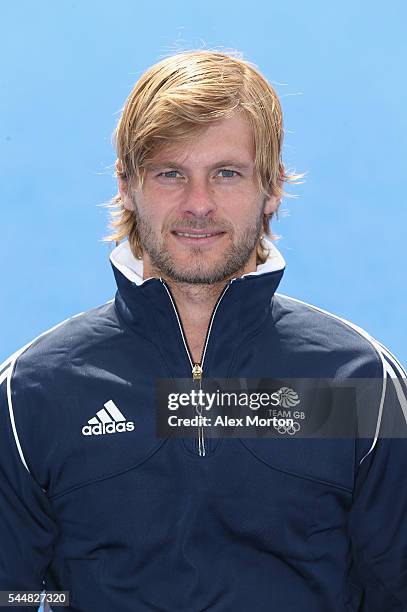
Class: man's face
119,112,279,284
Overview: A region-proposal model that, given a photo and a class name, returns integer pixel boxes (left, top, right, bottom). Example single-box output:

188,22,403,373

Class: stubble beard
131,201,266,285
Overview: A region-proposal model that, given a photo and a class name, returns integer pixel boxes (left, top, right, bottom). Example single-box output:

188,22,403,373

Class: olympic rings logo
274,421,301,435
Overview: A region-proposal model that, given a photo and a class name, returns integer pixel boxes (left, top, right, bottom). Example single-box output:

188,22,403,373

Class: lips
173,231,224,239
170,229,226,245
172,229,225,239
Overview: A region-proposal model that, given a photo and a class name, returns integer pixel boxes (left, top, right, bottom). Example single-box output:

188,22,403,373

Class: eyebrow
145,160,252,171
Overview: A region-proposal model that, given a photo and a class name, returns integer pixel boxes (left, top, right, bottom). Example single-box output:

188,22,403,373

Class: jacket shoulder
0,299,118,379
273,292,406,378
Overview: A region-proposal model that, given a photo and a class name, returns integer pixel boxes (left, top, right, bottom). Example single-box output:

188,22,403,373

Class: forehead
147,113,255,168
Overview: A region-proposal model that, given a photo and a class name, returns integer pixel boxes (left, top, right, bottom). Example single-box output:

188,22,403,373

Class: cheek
137,196,176,232
223,194,263,224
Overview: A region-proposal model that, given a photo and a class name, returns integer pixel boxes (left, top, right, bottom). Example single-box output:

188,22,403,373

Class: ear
117,172,135,212
264,194,281,215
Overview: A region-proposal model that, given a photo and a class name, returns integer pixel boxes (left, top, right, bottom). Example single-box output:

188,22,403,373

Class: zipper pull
192,364,203,380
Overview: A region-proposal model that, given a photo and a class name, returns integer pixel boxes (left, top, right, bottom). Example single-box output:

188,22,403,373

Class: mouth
171,230,226,246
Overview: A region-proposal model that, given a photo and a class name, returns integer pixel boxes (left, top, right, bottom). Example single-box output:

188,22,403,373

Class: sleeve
0,363,58,610
348,348,407,611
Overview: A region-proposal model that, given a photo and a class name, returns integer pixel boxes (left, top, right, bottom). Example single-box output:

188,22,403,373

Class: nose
178,177,217,218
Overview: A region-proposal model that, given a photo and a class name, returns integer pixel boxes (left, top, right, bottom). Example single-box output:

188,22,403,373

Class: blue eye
218,169,238,178
159,171,181,179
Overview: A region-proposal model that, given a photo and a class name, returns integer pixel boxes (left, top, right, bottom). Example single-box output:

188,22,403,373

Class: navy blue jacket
1,239,406,611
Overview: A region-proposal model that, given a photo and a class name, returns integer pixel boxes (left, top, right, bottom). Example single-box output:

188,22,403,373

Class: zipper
160,279,232,456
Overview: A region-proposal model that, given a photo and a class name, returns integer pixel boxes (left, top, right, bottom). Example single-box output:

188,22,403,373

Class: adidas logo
82,400,135,436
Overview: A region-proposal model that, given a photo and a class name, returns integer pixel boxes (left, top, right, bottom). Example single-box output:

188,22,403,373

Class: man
0,50,406,612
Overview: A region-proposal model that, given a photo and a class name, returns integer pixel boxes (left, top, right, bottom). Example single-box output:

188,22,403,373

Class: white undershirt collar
110,236,286,286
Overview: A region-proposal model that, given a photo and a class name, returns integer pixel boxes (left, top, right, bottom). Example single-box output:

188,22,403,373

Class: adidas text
82,421,135,436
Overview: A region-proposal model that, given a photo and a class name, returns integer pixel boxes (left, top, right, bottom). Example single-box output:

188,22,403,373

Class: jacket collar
109,238,286,377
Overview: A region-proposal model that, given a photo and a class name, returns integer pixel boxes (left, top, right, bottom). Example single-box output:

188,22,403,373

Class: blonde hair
105,49,305,263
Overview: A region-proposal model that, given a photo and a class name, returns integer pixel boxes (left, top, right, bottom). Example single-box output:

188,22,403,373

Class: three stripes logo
82,400,135,436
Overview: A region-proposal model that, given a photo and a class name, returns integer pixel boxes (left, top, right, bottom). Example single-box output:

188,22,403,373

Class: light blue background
2,1,406,372
0,3,405,609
